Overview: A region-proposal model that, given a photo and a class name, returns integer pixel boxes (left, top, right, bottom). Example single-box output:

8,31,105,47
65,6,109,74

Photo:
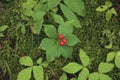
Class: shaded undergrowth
0,0,120,80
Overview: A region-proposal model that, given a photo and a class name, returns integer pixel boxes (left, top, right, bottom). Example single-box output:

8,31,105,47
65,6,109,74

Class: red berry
62,39,67,44
60,41,64,46
58,34,63,39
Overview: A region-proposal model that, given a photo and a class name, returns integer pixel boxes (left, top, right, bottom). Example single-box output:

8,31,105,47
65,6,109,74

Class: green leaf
31,18,44,34
37,58,42,64
115,51,120,68
46,42,61,62
78,68,89,80
0,33,4,37
98,62,114,73
33,66,44,80
58,20,74,37
17,67,32,80
22,0,36,10
47,0,61,9
44,25,57,39
88,72,99,80
19,56,33,66
32,11,45,21
39,38,56,50
61,46,73,58
59,73,67,80
99,74,112,80
0,25,8,32
39,38,61,62
51,13,64,24
31,11,45,34
34,3,48,12
23,9,34,17
105,0,112,8
60,4,81,28
70,78,77,80
62,62,83,74
79,49,90,66
96,5,108,12
106,52,115,62
66,35,80,46
40,62,48,68
63,0,86,16
21,25,26,35
111,8,118,16
106,10,112,21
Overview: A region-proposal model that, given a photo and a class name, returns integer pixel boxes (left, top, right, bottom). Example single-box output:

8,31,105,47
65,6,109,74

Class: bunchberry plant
96,0,117,21
39,20,80,62
17,56,48,80
88,62,114,80
60,49,90,80
60,49,114,80
0,25,8,37
19,0,85,35
106,51,120,68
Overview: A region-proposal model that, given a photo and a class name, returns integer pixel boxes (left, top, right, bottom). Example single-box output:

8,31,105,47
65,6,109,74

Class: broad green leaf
99,73,112,80
60,4,81,28
62,62,83,74
111,8,118,16
70,78,77,80
0,25,8,32
106,52,115,62
58,20,74,37
17,67,32,80
19,56,33,66
105,0,112,8
51,7,58,13
37,58,42,64
44,25,57,39
31,18,44,34
106,10,112,21
66,35,80,46
46,42,61,62
96,5,108,12
23,9,34,17
32,11,45,21
88,72,99,80
47,0,61,9
46,50,56,62
78,68,89,80
115,51,120,68
51,13,64,24
40,62,48,68
0,33,4,37
39,38,61,61
63,0,86,16
40,0,47,4
22,0,36,10
21,25,26,35
39,38,56,50
34,3,48,12
79,49,90,66
59,73,67,80
33,66,44,80
31,11,45,34
61,46,73,58
98,62,114,73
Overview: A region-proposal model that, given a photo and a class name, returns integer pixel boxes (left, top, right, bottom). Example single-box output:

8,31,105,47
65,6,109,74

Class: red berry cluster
58,34,67,46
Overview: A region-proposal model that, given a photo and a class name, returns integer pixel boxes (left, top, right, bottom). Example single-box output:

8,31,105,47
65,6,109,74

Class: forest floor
0,0,120,80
